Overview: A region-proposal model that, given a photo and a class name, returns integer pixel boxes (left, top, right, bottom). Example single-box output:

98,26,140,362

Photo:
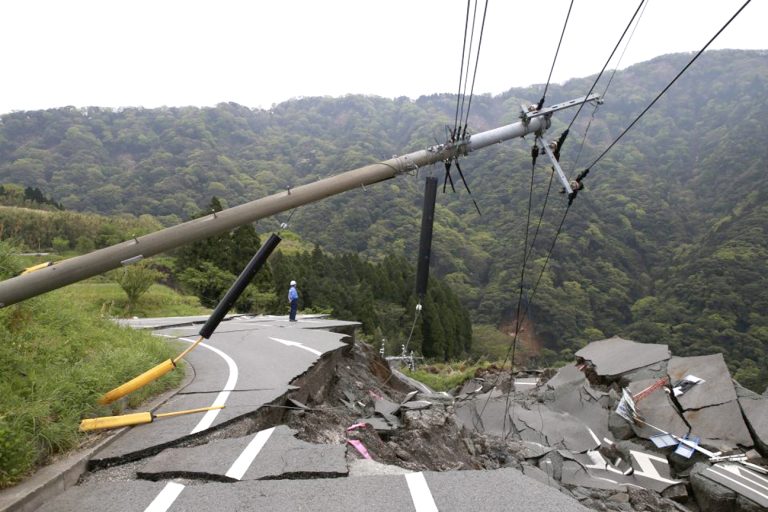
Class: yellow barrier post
80,405,224,432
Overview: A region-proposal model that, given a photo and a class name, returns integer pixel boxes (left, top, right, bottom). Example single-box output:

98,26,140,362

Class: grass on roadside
0,284,190,488
54,281,210,318
401,360,495,392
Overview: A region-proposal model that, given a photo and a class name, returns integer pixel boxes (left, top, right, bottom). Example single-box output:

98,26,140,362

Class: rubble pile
287,338,768,511
454,336,768,512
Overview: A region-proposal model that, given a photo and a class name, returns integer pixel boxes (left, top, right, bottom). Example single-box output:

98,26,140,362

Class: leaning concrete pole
0,95,598,308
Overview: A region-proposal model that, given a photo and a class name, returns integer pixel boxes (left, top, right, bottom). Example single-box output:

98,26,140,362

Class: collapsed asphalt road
22,318,768,512
456,337,768,511
32,315,590,512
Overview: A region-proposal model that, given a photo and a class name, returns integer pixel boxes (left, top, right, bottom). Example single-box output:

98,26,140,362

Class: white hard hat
290,280,296,286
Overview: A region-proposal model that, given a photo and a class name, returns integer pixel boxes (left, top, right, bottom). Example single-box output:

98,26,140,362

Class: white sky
1,0,765,114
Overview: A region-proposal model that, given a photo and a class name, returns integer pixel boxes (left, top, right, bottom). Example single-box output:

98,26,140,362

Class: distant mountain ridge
1,49,766,389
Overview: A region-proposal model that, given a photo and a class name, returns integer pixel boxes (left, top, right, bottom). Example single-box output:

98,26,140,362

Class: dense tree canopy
1,50,766,388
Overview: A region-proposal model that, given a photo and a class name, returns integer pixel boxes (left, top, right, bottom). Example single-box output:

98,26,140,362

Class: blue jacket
288,286,298,302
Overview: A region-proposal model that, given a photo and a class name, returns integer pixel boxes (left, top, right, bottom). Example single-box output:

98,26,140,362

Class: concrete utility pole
0,95,599,308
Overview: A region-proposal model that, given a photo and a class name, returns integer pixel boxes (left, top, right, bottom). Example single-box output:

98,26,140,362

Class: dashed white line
144,481,185,512
225,427,276,480
145,335,240,511
268,336,322,356
405,472,439,512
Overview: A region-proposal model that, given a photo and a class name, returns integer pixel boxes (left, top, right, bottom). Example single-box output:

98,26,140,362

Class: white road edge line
225,427,276,480
173,336,239,434
143,334,240,511
405,472,438,512
144,481,185,512
268,336,322,356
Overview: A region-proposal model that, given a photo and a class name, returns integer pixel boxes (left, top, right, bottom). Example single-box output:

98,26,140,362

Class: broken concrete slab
400,400,432,411
512,404,601,453
400,390,418,404
137,425,347,481
545,363,587,391
518,441,554,459
560,460,625,491
685,400,754,452
373,397,400,417
622,361,669,383
458,379,485,397
548,383,612,445
668,354,737,410
361,416,399,433
738,394,768,457
576,337,670,378
521,464,562,489
454,390,516,437
626,378,689,441
557,443,682,494
691,462,768,511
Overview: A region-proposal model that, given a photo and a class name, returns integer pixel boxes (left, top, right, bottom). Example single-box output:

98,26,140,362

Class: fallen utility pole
0,95,599,308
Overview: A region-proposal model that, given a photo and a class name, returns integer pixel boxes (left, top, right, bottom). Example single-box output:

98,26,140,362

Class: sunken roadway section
31,314,590,512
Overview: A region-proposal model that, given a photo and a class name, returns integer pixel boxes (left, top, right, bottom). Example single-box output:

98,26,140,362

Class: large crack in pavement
37,320,768,512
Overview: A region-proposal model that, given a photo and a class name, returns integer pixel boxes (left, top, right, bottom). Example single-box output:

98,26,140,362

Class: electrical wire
539,0,575,109
566,0,646,132
457,0,480,138
600,0,650,100
461,0,490,138
585,0,752,171
566,0,647,173
453,0,472,138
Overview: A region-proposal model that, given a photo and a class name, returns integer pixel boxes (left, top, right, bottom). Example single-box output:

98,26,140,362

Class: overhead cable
585,0,752,170
567,0,648,173
453,0,472,138
600,0,650,99
457,0,480,138
538,0,575,110
566,0,646,132
461,0,490,138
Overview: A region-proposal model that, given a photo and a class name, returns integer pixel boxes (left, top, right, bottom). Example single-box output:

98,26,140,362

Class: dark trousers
289,299,298,321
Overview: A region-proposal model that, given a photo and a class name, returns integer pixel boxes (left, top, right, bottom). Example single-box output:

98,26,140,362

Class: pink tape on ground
347,439,372,460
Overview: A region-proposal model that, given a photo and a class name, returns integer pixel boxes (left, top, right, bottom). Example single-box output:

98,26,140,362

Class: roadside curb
0,357,196,512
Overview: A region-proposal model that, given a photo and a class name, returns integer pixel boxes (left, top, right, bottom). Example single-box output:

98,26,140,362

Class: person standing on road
288,280,299,322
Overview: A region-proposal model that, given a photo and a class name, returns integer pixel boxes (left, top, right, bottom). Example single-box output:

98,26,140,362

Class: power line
538,0,575,109
585,0,752,171
566,0,646,132
453,0,472,138
457,0,480,138
567,0,648,173
461,0,490,137
600,0,650,100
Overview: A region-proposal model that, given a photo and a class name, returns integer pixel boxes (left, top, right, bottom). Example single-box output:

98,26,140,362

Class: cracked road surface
38,316,589,512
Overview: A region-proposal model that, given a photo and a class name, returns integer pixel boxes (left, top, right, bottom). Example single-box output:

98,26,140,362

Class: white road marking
175,337,239,434
630,450,680,485
587,427,601,447
718,463,768,490
405,472,439,512
144,481,185,512
269,336,322,356
225,427,276,480
144,335,240,511
709,466,768,500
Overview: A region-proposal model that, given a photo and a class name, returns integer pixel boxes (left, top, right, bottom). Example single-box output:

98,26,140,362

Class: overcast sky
1,0,765,115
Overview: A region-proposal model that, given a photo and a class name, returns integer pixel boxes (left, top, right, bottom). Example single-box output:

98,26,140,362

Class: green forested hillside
1,50,766,389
